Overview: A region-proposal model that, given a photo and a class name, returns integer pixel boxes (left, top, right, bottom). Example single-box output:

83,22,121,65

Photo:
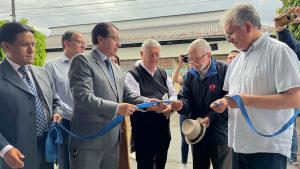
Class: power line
15,0,134,11
15,0,202,17
0,10,11,14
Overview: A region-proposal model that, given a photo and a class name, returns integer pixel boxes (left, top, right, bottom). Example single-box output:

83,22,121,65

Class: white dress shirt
223,33,300,157
125,63,177,101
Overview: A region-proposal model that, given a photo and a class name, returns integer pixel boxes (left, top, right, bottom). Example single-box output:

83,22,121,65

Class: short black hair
61,30,76,49
0,22,34,45
91,22,118,45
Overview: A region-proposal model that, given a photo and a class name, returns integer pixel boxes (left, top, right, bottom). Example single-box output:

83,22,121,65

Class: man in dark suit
68,22,164,169
0,22,62,169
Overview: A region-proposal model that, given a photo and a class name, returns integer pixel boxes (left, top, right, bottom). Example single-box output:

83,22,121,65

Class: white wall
46,40,235,61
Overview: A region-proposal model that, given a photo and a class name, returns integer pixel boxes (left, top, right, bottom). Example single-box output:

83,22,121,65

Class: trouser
232,151,287,169
133,128,170,169
192,143,232,169
57,119,71,169
180,114,189,164
69,143,119,169
130,136,135,153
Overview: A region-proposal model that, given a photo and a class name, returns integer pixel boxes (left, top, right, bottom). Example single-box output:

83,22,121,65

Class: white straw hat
181,118,206,145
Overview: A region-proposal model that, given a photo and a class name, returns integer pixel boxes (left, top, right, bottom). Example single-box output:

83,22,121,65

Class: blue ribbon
45,100,171,163
231,95,299,137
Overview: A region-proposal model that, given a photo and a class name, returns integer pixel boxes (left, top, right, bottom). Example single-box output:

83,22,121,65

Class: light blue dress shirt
44,55,73,120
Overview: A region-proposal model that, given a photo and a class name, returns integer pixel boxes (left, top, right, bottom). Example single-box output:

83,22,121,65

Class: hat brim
185,125,206,145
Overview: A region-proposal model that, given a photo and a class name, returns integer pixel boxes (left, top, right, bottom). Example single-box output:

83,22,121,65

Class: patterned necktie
18,66,48,136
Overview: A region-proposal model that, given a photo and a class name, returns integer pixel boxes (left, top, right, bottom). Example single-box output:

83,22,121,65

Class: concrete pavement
129,113,299,169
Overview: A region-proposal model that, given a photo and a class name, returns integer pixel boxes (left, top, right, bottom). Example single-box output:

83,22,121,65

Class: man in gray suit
68,22,163,169
0,22,62,169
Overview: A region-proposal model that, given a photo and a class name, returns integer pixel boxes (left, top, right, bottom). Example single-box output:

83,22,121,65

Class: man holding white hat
177,38,231,169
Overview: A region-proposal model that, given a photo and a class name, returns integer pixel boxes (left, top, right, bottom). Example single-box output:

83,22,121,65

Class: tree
0,18,46,66
279,0,300,40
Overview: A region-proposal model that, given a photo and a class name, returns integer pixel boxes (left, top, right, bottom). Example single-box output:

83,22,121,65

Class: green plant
0,19,8,61
0,18,46,66
279,0,300,40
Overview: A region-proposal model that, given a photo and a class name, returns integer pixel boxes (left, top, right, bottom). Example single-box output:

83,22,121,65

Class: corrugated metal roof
46,20,275,49
120,21,275,44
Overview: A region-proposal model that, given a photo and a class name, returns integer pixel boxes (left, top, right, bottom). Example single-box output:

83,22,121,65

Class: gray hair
140,39,161,51
220,3,261,29
188,39,211,54
134,60,142,67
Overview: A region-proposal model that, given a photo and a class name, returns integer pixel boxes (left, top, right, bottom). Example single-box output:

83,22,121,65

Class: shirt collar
189,58,217,80
61,55,70,63
140,62,157,76
94,46,109,62
6,56,30,72
245,33,268,54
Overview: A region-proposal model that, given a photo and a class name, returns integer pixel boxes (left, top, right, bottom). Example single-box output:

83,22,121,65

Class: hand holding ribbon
117,103,137,116
211,95,299,138
210,97,228,113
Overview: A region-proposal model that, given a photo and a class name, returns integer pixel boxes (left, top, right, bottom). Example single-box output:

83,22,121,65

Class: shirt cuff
115,104,119,116
0,145,13,158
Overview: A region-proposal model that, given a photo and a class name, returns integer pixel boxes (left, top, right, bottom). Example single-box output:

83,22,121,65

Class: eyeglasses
106,35,120,42
71,40,87,48
188,53,207,63
224,26,243,40
144,52,160,58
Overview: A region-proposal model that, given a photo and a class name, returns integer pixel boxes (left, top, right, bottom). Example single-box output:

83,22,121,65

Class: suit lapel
2,59,34,95
91,50,118,98
31,66,50,112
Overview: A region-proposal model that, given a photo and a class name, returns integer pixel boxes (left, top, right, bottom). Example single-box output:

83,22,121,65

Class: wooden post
118,120,130,169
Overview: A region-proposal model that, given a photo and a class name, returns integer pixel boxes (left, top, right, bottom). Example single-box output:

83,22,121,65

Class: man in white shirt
210,3,300,169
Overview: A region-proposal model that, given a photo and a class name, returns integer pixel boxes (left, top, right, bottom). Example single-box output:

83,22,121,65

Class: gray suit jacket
68,48,146,150
0,59,62,169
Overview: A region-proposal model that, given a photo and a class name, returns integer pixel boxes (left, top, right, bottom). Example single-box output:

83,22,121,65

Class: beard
195,64,206,72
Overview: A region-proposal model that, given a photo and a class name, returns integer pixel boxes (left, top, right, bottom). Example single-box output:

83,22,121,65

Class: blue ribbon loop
45,100,171,162
231,95,299,137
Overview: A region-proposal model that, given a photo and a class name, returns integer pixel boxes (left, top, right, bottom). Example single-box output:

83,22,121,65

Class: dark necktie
105,59,114,79
18,65,48,136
